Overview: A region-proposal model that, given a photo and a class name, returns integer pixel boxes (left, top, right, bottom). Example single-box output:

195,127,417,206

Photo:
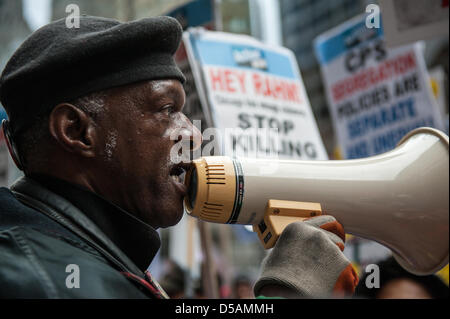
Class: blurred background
0,0,448,298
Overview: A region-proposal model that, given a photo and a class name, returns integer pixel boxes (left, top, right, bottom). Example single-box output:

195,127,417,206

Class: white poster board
314,14,445,159
184,29,328,160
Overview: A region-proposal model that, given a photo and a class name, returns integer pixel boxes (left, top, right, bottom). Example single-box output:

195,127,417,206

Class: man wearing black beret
0,15,357,299
0,15,201,298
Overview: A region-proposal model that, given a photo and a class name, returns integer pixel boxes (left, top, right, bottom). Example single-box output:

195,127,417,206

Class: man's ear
48,103,97,157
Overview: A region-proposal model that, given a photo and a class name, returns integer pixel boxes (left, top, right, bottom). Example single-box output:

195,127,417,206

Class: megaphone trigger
253,200,323,249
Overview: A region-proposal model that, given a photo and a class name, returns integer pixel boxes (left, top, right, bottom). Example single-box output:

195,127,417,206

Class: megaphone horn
184,127,449,275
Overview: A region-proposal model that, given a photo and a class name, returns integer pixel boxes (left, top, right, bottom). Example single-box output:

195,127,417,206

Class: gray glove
254,215,358,298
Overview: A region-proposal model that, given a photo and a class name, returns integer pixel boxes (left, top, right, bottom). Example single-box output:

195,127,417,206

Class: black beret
0,15,185,135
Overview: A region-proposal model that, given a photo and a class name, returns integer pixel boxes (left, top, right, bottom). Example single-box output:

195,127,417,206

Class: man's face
93,79,201,229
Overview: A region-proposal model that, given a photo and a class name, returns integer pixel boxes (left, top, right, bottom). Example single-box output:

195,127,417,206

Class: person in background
355,257,449,299
158,259,186,299
231,274,254,299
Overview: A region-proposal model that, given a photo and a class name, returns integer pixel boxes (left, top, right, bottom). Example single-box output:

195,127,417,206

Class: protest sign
184,29,328,160
429,66,448,119
314,14,445,159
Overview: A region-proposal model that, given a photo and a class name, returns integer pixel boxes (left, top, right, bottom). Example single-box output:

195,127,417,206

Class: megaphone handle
253,200,323,249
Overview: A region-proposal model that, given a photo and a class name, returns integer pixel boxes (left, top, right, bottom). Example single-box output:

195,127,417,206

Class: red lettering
235,71,247,94
331,51,417,102
209,68,223,91
253,73,263,95
209,68,247,93
224,69,235,93
264,76,274,97
286,83,301,103
252,72,302,103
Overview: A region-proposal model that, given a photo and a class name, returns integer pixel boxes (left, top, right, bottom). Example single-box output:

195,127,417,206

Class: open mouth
169,162,191,185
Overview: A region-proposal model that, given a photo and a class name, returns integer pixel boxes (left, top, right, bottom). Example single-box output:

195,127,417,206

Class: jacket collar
11,175,161,274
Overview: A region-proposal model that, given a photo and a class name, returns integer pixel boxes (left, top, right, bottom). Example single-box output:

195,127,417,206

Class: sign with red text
183,29,327,160
314,14,445,159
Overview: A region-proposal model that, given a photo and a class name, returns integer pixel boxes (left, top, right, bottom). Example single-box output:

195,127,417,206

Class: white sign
184,29,328,160
314,14,444,159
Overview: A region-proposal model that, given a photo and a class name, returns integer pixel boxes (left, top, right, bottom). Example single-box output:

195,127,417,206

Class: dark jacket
0,176,167,298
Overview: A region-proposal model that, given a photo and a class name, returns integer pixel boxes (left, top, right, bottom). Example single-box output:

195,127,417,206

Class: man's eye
160,105,175,115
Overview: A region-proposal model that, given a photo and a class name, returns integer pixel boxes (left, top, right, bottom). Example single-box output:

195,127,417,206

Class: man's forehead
136,79,184,99
106,79,185,105
146,79,184,93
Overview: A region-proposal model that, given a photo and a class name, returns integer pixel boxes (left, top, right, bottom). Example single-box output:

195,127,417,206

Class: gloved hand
253,215,359,298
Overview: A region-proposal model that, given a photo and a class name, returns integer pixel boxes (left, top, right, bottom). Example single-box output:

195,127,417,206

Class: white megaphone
184,127,449,276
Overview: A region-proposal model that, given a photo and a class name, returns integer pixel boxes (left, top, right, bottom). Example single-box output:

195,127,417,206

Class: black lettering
254,114,266,128
238,113,251,129
374,39,387,62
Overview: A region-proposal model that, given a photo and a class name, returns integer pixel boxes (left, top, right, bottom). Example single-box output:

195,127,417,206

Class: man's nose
189,121,202,151
177,118,203,151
